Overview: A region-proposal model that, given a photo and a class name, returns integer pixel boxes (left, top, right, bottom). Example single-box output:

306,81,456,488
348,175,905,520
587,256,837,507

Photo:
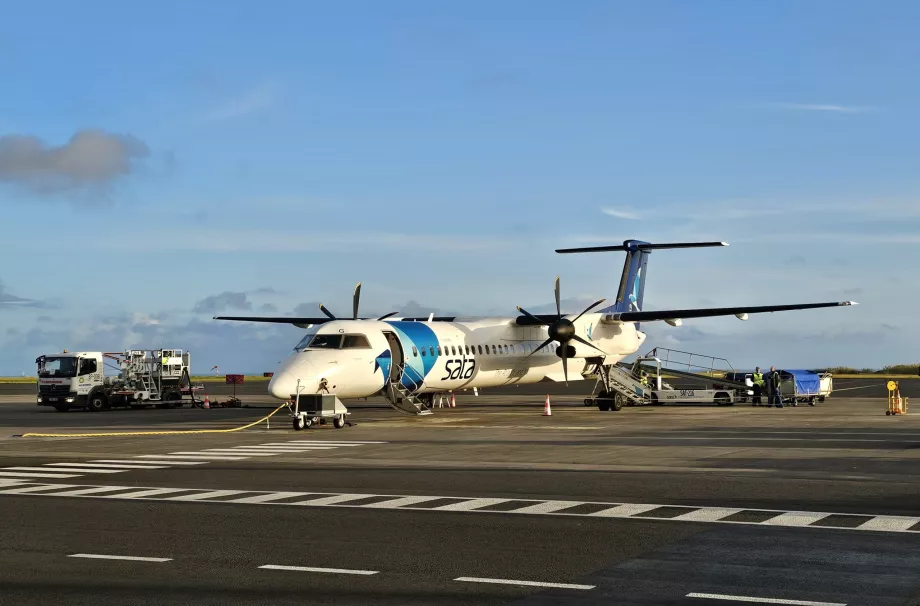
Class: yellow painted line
20,404,287,438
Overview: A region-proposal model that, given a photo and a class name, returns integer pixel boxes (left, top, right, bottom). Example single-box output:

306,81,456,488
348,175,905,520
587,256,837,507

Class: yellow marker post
887,381,905,415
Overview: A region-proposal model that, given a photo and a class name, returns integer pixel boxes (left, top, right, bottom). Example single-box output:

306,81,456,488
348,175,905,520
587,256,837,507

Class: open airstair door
381,331,432,416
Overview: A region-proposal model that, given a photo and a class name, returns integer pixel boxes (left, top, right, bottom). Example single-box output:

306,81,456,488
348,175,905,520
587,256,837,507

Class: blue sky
1,0,918,374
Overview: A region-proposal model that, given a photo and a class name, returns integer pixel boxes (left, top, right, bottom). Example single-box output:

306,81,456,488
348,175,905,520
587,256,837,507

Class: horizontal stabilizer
557,241,728,254
606,301,857,323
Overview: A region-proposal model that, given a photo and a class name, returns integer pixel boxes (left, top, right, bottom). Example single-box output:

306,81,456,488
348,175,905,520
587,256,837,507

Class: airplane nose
268,361,319,400
268,371,296,400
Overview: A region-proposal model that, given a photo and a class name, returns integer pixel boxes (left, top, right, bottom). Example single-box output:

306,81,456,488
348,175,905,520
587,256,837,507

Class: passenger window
412,347,418,357
478,345,483,355
451,346,457,355
492,345,497,354
421,347,426,357
342,334,371,348
429,346,434,356
437,346,442,355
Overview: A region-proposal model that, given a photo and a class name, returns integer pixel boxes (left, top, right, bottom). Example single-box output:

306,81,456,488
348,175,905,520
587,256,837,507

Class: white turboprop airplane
215,240,856,414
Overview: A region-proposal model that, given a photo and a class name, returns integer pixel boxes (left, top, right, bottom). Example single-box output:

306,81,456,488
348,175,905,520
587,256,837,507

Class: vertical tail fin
555,240,728,315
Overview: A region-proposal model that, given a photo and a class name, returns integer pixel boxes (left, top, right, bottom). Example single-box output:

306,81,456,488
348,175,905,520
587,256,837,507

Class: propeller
318,282,397,321
516,276,607,384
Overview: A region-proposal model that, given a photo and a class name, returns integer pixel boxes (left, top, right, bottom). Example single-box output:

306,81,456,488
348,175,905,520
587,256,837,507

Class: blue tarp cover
780,369,821,395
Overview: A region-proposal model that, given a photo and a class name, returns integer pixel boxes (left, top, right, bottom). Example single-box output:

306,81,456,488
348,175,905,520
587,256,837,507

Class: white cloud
200,84,276,122
601,207,641,220
773,102,874,114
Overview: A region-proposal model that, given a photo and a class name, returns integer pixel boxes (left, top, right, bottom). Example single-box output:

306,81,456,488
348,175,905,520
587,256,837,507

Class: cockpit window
308,334,343,349
342,334,371,349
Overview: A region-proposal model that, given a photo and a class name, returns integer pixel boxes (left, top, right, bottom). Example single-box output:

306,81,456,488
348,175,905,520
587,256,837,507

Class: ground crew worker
751,367,765,405
768,366,783,408
640,371,649,387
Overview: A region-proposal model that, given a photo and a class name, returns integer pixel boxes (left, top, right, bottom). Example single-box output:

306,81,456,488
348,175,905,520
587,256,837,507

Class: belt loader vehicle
35,349,197,412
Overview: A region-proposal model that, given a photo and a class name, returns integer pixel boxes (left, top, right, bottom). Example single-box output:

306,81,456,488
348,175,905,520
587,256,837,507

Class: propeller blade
517,306,550,326
377,311,398,320
554,276,561,318
525,337,555,358
353,282,362,320
572,334,606,355
571,298,607,323
319,304,336,320
561,351,568,385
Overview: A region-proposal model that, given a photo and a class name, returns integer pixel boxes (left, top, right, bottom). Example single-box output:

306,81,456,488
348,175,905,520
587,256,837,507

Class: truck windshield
38,357,78,378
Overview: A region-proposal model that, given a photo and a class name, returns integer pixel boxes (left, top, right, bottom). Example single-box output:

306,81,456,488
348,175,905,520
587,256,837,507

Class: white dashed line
259,564,378,575
3,466,125,475
69,553,172,563
111,459,207,465
362,496,442,508
761,512,830,527
454,576,595,590
0,471,81,479
856,516,920,532
294,494,376,506
686,592,846,605
511,500,584,515
168,490,248,501
433,498,509,511
589,503,661,517
50,463,167,470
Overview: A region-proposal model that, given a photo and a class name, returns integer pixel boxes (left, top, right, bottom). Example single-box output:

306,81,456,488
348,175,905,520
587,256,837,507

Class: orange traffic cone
450,393,456,408
543,394,552,416
203,393,210,409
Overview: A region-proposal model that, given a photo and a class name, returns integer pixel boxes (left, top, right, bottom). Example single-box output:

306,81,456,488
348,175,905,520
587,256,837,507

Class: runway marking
50,463,167,470
8,481,914,536
433,498,509,511
165,453,251,460
100,459,208,465
199,450,280,456
0,471,80,479
69,553,172,563
686,592,846,605
259,564,378,575
3,466,126,474
454,576,595,590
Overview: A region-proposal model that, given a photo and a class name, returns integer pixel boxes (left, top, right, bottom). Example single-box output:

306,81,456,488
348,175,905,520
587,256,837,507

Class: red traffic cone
450,393,456,408
543,394,552,416
203,393,210,409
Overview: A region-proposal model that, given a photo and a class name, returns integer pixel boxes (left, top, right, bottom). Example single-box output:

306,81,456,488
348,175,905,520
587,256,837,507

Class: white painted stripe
0,471,81,479
168,490,247,501
433,498,509,511
3,466,126,475
292,494,377,506
165,453,250,460
114,459,206,465
509,500,584,515
589,503,661,517
134,455,236,461
362,495,442,508
672,507,743,522
0,479,24,487
48,486,142,497
219,448,329,453
51,463,167,470
857,516,920,532
199,450,279,456
284,440,386,444
252,445,339,450
228,492,312,504
455,577,595,590
0,484,80,494
761,512,830,527
259,564,378,575
69,553,172,563
686,592,846,605
112,488,194,499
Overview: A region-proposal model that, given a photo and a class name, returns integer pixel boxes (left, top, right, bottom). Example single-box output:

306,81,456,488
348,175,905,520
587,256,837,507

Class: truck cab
36,351,106,412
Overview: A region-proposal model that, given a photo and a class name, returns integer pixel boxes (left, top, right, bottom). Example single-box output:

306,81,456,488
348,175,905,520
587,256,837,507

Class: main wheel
87,392,106,412
612,394,625,411
333,415,345,429
293,415,306,430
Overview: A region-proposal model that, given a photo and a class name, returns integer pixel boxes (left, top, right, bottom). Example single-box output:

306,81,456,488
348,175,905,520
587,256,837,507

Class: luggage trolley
289,380,350,430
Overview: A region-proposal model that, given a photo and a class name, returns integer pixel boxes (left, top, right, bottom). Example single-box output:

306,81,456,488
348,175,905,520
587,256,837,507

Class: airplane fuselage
267,316,646,400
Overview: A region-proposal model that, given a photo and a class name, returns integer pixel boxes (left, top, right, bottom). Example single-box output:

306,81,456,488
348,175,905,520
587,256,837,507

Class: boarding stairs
586,362,654,406
384,364,433,416
636,347,749,391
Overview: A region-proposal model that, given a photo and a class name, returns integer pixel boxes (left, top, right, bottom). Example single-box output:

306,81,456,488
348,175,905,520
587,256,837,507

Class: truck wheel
333,415,345,429
612,394,625,411
293,415,306,431
87,392,106,412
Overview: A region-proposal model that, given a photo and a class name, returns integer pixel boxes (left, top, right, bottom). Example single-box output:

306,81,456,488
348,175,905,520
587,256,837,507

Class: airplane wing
604,301,857,323
213,316,333,326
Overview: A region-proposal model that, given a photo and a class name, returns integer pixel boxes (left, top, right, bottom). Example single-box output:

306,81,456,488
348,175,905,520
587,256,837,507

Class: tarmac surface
1,377,919,604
